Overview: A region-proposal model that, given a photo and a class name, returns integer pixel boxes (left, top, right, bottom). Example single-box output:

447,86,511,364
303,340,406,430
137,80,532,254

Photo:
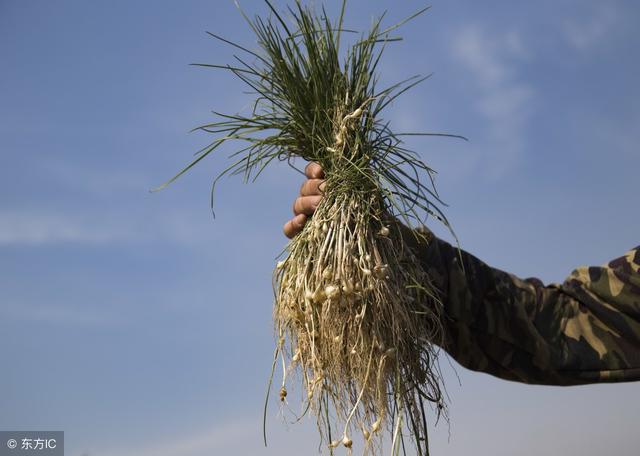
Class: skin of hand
283,162,428,254
283,162,325,239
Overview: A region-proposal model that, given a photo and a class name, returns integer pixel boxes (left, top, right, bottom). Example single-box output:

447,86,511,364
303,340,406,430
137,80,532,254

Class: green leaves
157,1,462,232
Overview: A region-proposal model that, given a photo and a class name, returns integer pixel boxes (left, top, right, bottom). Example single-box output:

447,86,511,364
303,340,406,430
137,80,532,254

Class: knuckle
304,162,314,178
294,214,306,229
308,179,318,195
299,180,309,196
306,161,323,178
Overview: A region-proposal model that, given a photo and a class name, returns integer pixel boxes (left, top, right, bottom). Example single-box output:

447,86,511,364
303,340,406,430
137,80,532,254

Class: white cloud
96,420,246,456
581,109,640,161
451,26,533,177
452,27,511,88
90,416,319,456
564,4,619,51
35,159,150,199
0,212,130,245
2,301,116,327
0,209,226,247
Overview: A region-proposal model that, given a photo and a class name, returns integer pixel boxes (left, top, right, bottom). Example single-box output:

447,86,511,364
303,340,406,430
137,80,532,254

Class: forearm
414,232,640,385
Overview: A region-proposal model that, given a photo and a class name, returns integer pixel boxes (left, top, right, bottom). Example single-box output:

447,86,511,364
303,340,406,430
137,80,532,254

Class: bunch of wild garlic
157,2,463,455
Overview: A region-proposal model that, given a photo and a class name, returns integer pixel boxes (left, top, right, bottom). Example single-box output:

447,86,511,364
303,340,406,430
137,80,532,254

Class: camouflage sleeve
415,232,640,385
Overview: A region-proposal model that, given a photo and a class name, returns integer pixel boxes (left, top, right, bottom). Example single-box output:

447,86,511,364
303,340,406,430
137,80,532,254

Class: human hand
282,162,432,252
283,162,325,238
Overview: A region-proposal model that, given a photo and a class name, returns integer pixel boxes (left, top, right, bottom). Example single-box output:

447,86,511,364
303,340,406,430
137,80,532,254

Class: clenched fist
283,162,325,238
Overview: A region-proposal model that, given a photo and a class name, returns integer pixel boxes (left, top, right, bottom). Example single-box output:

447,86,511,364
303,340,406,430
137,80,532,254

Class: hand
283,162,325,238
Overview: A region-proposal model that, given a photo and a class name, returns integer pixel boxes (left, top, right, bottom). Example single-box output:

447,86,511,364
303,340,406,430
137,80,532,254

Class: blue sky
1,1,639,455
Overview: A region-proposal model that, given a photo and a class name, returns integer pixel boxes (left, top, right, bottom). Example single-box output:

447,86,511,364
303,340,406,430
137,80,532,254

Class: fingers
284,193,318,238
283,213,307,239
284,162,324,239
293,195,322,216
304,162,324,179
300,178,325,197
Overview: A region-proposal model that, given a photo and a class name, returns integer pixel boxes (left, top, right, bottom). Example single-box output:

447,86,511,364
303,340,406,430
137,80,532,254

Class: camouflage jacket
415,233,640,385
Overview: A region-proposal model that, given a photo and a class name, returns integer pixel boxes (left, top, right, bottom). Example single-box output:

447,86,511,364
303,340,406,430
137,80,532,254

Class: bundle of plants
157,1,463,454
